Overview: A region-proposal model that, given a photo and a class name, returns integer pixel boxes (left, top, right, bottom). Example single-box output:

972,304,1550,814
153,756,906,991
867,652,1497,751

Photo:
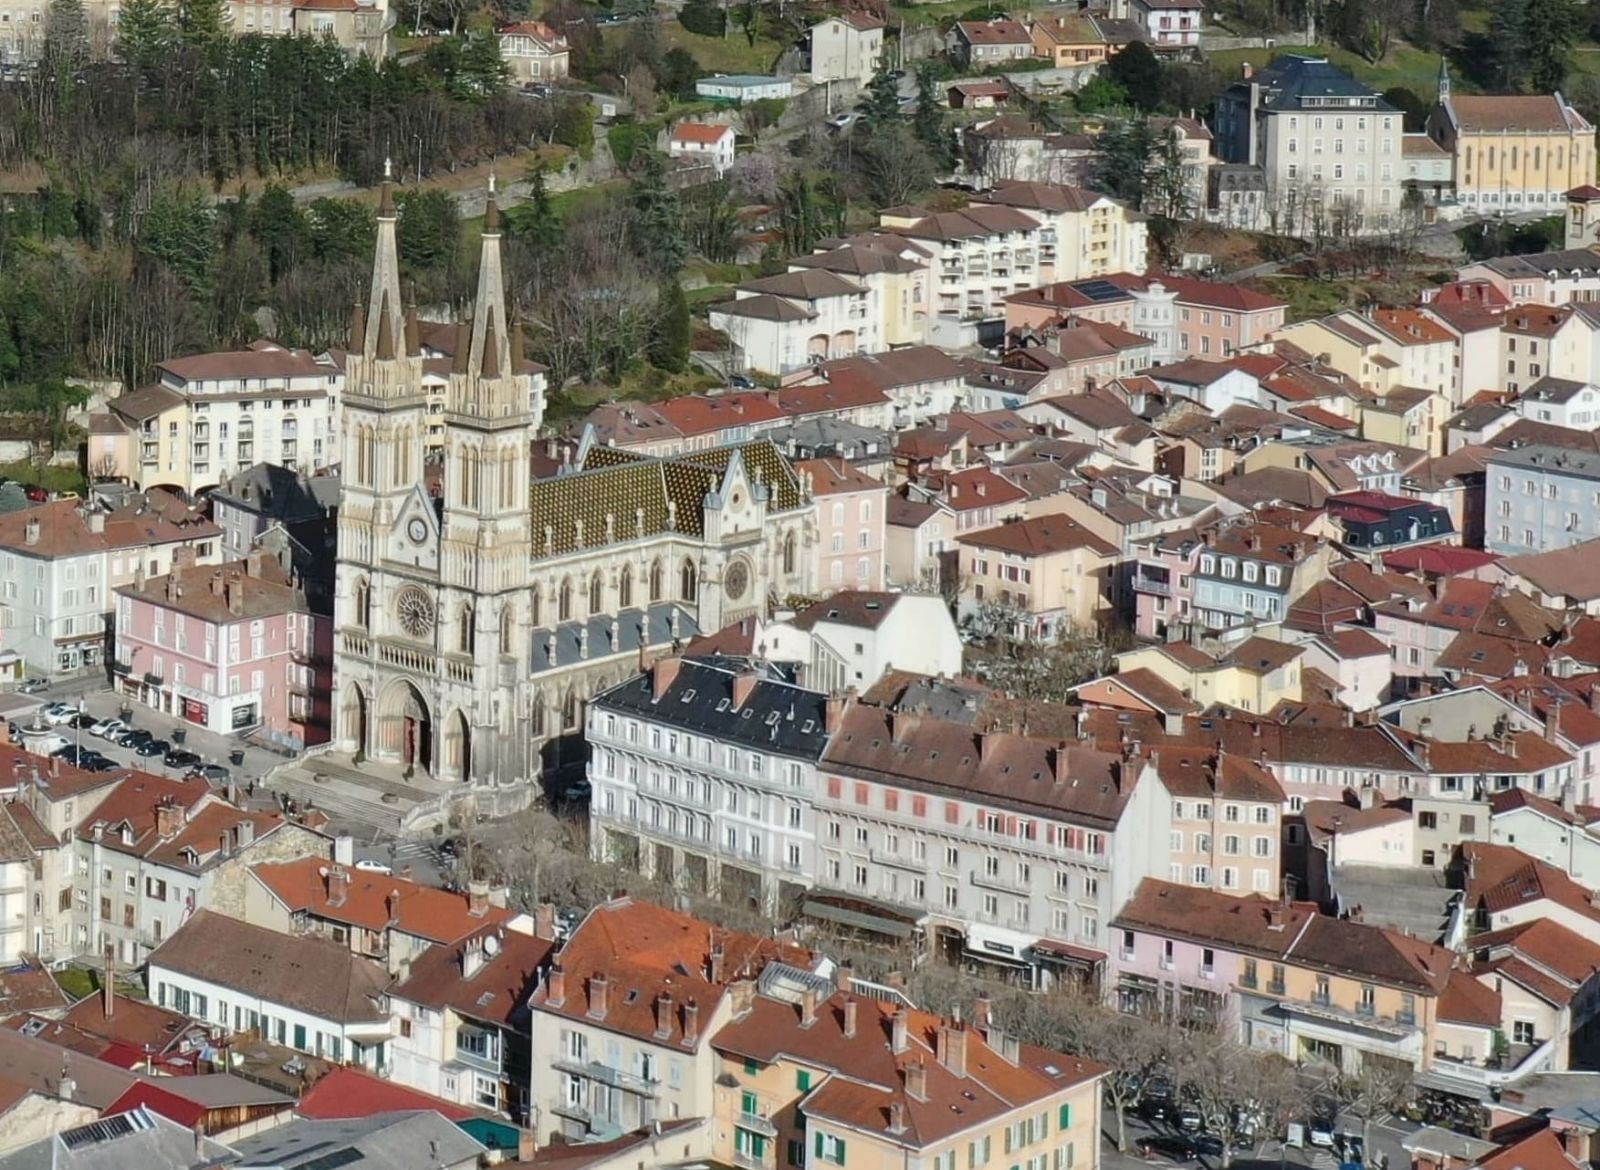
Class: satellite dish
483,935,500,957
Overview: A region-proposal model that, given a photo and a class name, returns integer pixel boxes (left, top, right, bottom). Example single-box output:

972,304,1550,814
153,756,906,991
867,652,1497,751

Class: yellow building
1428,64,1597,217
1273,315,1402,395
1117,636,1306,715
956,513,1118,637
1359,386,1441,456
711,980,1104,1170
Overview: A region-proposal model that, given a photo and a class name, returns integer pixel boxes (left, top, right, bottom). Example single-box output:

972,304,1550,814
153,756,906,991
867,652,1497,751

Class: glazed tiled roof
532,440,807,557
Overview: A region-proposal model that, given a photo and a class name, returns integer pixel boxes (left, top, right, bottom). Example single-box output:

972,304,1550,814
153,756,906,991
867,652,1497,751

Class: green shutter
1059,1104,1072,1129
837,1137,847,1165
815,1132,825,1158
797,1070,812,1092
742,1091,758,1115
745,1058,759,1075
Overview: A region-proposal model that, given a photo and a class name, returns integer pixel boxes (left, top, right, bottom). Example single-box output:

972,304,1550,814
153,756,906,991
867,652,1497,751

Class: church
332,176,819,793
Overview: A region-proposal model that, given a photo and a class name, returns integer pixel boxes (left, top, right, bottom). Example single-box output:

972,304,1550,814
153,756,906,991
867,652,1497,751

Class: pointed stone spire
467,175,511,380
350,301,367,352
1437,55,1450,103
404,299,420,355
363,157,407,360
452,322,472,375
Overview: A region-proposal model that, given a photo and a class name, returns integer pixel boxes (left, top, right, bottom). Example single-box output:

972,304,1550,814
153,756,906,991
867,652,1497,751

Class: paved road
1102,1103,1420,1170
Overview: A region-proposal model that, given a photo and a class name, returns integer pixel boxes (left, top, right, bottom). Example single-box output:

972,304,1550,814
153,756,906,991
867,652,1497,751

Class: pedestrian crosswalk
392,840,441,863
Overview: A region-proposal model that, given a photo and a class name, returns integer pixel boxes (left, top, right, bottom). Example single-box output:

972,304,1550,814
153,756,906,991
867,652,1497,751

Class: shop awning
1032,939,1107,966
801,894,919,940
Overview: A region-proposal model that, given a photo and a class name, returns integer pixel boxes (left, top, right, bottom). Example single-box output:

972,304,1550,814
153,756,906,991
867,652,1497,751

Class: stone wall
207,821,329,922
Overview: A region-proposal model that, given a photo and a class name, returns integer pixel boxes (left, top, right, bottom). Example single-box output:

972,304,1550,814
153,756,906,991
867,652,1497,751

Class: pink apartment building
796,457,889,591
114,550,333,749
1132,527,1205,640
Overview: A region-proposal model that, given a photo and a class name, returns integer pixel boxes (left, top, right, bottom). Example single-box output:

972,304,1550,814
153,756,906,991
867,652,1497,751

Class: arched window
558,578,573,622
500,448,515,511
530,586,542,627
648,559,663,602
588,572,604,616
619,565,634,609
782,532,797,576
680,559,698,602
562,689,581,730
530,696,547,737
499,607,514,656
459,605,475,655
354,578,371,627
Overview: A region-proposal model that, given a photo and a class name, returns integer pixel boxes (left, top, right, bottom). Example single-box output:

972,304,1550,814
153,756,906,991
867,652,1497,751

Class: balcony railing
1136,577,1173,596
1267,979,1286,994
1239,972,1258,989
553,1058,658,1096
970,868,1030,895
737,1112,778,1138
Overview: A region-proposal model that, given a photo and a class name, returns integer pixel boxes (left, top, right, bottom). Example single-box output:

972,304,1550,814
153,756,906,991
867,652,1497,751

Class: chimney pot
843,997,858,1038
547,963,567,1007
589,975,610,1020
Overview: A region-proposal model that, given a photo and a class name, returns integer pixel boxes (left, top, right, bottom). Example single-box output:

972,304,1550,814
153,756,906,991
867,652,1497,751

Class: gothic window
680,559,698,603
558,578,573,622
354,578,371,628
588,572,604,616
500,448,515,511
530,587,542,627
530,696,547,737
461,447,480,509
459,605,475,655
562,689,581,730
499,607,514,656
782,531,797,575
619,566,633,609
648,559,663,602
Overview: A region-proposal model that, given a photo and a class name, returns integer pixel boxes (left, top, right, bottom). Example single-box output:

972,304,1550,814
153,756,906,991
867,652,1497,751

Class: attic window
477,992,496,1007
626,990,641,1003
766,712,781,727
1470,651,1487,662
742,709,754,719
716,699,730,712
681,689,696,703
801,721,816,733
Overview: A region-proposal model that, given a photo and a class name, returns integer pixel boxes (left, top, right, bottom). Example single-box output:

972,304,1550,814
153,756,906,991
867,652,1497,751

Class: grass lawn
0,460,85,497
891,0,973,29
642,24,788,76
1250,274,1358,323
1208,42,1455,97
55,967,97,1000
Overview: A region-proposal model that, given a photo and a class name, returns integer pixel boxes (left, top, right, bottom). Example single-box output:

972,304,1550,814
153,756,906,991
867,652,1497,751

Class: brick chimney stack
327,865,349,907
683,998,700,1046
904,1057,928,1102
843,997,858,1038
155,801,182,839
534,903,557,942
589,975,609,1020
937,1022,968,1078
655,992,674,1040
799,986,818,1028
731,672,759,710
547,964,566,1007
651,657,682,701
467,880,489,917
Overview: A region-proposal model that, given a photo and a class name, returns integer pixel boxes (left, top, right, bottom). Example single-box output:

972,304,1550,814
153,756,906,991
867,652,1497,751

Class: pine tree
507,166,562,256
912,64,950,169
117,0,175,74
177,0,228,50
629,150,686,277
856,67,902,131
649,279,690,373
252,183,307,284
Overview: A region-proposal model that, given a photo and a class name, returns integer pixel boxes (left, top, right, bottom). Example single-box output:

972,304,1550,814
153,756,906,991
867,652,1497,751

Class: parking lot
4,684,298,797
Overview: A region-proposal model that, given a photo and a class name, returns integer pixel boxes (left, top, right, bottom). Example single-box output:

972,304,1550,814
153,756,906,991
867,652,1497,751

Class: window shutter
1005,1127,1014,1155
1059,1104,1072,1130
815,1132,825,1159
838,1138,847,1164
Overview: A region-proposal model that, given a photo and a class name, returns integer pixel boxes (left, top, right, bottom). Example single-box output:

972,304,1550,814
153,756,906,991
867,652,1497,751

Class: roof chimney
102,945,115,1021
709,930,725,983
937,1022,968,1077
800,986,818,1028
843,997,858,1038
547,963,566,1007
327,864,349,907
535,902,557,942
904,1057,928,1102
730,978,756,1017
467,879,489,917
891,1006,909,1053
23,517,38,546
588,975,610,1020
973,994,992,1030
833,961,853,992
651,657,682,700
825,693,847,734
683,998,700,1046
1547,699,1563,743
731,672,759,710
155,801,183,839
888,1101,907,1134
655,991,674,1040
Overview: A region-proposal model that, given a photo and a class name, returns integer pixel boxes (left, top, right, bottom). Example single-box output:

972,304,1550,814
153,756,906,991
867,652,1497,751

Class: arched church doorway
377,680,433,774
443,710,472,783
341,684,370,756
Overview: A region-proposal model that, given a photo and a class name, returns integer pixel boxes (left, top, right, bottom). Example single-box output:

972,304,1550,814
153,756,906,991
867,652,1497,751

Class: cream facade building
332,180,816,788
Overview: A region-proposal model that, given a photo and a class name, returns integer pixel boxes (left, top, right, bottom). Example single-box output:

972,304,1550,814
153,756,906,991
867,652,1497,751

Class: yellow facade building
1428,64,1596,216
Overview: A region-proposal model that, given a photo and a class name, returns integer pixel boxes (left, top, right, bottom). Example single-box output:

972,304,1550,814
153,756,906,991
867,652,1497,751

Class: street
1101,1102,1420,1170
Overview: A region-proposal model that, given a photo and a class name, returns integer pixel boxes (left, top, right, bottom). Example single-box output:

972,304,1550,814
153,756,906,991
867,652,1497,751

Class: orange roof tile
251,856,514,945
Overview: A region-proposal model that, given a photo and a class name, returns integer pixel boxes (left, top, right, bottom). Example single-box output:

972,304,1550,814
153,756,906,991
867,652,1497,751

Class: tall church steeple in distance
467,172,512,383
361,158,412,362
1437,55,1450,103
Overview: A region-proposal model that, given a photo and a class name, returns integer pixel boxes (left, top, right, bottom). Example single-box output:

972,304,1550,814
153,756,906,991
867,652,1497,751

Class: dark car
1191,1135,1224,1158
188,763,230,783
114,728,150,748
1136,1137,1196,1164
1142,1096,1175,1124
67,713,95,730
164,749,201,769
85,756,119,772
136,739,170,758
729,373,756,390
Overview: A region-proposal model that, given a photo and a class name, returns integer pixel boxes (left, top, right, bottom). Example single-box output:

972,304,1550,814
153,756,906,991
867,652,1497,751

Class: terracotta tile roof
297,1066,478,1121
794,457,884,496
1503,539,1600,603
1290,915,1453,993
1382,546,1499,578
895,205,1040,243
529,898,810,1047
655,392,788,437
823,704,1138,828
1474,1128,1584,1170
955,514,1117,557
1077,667,1200,717
1175,714,1418,771
814,347,964,390
498,19,568,48
391,923,552,1028
1114,880,1314,956
933,466,1030,512
979,181,1109,214
58,991,205,1060
710,293,815,322
156,344,329,384
0,960,69,1018
117,555,310,625
1219,635,1303,675
1285,578,1367,633
1437,968,1502,1027
1369,308,1454,346
955,18,1032,43
714,989,1105,1149
1,748,124,804
1319,628,1389,659
0,495,215,560
1425,730,1571,775
251,856,515,945
148,910,390,1024
1472,918,1600,996
1301,798,1411,843
669,122,734,146
776,379,889,416
1462,842,1600,927
77,773,211,849
1449,95,1588,133
1149,745,1285,803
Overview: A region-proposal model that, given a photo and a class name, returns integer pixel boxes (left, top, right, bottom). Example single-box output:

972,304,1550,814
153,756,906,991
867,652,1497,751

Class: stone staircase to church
261,754,452,839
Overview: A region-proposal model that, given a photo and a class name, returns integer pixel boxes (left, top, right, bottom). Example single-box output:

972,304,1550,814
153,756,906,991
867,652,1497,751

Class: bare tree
1333,1057,1414,1155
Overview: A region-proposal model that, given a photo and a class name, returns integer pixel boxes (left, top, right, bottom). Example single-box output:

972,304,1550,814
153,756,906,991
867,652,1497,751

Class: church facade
332,180,818,792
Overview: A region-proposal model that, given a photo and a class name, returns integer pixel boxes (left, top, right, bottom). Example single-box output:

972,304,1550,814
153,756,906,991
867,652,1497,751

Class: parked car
1178,1107,1203,1133
1191,1134,1224,1158
729,373,756,390
136,739,170,758
164,749,201,769
17,677,47,694
90,718,126,739
354,859,393,875
40,703,77,726
22,485,46,502
188,763,230,783
83,756,120,772
1136,1137,1196,1164
1308,1119,1337,1148
67,713,96,730
114,728,152,748
827,111,858,131
560,779,591,802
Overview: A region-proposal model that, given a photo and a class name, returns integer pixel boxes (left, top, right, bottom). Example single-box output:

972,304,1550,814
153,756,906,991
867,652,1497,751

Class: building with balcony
526,897,814,1144
978,182,1148,283
388,917,556,1121
710,977,1105,1170
209,463,340,605
881,204,1045,322
147,909,394,1071
1185,516,1330,633
114,549,333,750
1130,0,1202,47
956,513,1119,636
587,658,832,916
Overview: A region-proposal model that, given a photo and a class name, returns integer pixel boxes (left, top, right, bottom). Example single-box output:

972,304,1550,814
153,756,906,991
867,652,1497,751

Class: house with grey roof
230,1111,485,1170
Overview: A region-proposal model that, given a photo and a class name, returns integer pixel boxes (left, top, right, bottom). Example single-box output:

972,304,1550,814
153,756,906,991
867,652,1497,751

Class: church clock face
408,517,428,544
395,587,436,638
725,561,750,602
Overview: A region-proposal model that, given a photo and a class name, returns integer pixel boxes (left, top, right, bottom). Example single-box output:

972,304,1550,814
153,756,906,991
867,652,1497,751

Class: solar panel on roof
60,1115,140,1150
297,1148,365,1170
1074,279,1125,303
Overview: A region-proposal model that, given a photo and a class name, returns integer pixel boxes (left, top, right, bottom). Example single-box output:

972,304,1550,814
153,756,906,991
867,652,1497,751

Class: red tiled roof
670,122,734,145
936,466,1030,512
654,392,787,437
1437,968,1502,1027
955,514,1117,557
1463,842,1600,926
1475,1128,1583,1170
251,857,514,945
1382,546,1501,577
298,1065,477,1121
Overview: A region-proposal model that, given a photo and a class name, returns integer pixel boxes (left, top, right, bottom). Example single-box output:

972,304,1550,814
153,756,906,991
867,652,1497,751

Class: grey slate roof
0,1107,237,1170
531,602,700,673
1250,55,1394,112
211,463,341,520
230,1111,485,1170
593,657,830,761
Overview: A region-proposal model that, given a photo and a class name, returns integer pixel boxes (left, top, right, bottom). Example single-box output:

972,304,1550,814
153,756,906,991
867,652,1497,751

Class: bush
607,121,649,170
679,0,725,36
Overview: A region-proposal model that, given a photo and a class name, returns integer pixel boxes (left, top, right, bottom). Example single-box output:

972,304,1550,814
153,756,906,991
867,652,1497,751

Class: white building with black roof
586,655,834,915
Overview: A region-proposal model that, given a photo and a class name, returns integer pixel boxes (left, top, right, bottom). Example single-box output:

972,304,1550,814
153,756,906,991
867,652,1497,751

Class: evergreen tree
912,64,950,168
117,0,175,74
649,279,690,373
252,183,307,284
856,68,902,131
506,166,562,256
177,0,228,49
138,188,217,298
1095,119,1156,206
1105,42,1163,110
395,189,461,272
629,150,685,277
1492,0,1582,92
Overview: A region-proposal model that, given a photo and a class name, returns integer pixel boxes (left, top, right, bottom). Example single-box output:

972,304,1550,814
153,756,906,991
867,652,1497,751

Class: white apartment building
0,499,220,678
805,12,884,84
709,269,881,377
1212,55,1405,233
978,181,1149,282
881,204,1045,321
587,658,833,915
